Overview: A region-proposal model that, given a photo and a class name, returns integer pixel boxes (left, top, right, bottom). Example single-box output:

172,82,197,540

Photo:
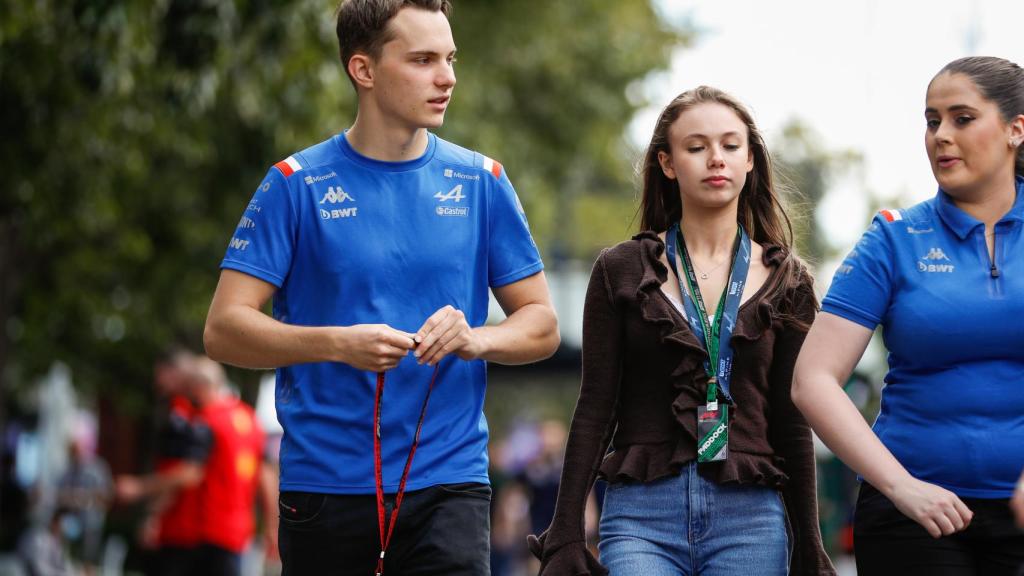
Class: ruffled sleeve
769,275,837,576
530,251,622,575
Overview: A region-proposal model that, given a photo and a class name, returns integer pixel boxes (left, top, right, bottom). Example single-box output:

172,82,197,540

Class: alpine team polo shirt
221,132,544,494
822,177,1024,498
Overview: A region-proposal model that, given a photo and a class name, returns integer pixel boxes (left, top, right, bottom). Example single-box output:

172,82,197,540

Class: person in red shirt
116,348,210,576
189,356,277,576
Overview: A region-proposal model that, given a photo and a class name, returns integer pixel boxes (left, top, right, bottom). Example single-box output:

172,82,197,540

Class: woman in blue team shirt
792,56,1024,575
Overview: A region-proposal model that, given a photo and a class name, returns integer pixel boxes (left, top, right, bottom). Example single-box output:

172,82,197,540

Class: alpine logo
922,248,950,261
319,186,354,204
434,185,465,202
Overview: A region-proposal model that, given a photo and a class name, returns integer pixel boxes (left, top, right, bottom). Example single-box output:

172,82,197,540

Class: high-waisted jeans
598,461,791,576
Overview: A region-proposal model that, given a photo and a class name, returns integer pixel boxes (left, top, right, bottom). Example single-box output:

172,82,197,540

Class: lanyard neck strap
373,365,439,576
665,223,751,405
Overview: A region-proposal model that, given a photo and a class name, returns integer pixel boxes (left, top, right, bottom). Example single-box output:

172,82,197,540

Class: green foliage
773,119,863,267
0,0,687,408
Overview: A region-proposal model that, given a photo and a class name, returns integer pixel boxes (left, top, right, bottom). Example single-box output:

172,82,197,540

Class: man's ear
348,53,374,89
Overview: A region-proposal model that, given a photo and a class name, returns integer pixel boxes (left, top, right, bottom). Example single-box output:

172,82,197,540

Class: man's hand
115,475,145,504
413,306,487,366
338,324,417,372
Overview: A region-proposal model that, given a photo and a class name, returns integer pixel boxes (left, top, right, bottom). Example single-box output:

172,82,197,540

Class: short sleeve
486,164,544,287
220,167,297,287
820,213,896,330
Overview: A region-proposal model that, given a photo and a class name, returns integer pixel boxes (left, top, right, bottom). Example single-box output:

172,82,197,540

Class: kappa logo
918,247,954,272
434,184,466,202
319,186,354,204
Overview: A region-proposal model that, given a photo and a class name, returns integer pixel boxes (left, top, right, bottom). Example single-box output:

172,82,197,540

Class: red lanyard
373,365,440,576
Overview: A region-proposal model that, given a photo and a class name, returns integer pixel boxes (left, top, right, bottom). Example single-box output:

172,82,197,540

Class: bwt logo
321,208,358,219
229,237,250,251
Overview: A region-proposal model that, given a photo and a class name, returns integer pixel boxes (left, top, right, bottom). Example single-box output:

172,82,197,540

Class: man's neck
346,112,430,162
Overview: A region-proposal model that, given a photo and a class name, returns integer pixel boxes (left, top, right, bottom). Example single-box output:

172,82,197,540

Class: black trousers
147,544,240,576
278,482,491,576
854,482,1024,576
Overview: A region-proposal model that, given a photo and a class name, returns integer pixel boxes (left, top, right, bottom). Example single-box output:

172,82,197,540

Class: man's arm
115,462,204,504
414,271,559,366
204,269,416,371
257,460,280,560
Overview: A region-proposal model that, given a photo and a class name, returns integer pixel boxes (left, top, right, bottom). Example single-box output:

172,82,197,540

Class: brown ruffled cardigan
530,232,835,575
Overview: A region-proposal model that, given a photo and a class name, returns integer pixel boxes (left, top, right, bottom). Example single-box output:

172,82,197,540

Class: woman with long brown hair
529,86,834,575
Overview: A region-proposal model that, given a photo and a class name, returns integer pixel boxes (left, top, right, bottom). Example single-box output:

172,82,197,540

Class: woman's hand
884,476,973,538
1011,470,1024,529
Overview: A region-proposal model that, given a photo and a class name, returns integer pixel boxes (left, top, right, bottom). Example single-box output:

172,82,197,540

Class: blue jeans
598,461,791,576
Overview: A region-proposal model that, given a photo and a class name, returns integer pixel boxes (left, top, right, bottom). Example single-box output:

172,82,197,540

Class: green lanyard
676,227,740,406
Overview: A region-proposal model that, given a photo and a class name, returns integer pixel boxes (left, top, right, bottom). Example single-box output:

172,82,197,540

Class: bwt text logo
918,262,954,273
321,207,358,219
319,186,354,204
229,237,250,251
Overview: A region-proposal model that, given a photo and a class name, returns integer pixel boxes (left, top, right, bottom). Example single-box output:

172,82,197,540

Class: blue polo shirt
221,132,543,494
822,177,1024,498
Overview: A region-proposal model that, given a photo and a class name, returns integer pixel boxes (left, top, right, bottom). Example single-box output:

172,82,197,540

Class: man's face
367,7,457,131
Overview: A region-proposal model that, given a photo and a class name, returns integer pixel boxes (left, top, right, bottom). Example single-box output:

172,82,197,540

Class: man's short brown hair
335,0,452,82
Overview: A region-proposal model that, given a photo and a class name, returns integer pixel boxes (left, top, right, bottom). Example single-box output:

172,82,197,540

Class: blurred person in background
188,356,275,576
203,0,558,574
116,348,208,575
530,86,833,575
17,506,77,576
56,417,112,576
793,56,1024,576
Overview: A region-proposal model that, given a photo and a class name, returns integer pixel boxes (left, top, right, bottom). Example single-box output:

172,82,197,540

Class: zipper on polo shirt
989,232,1000,278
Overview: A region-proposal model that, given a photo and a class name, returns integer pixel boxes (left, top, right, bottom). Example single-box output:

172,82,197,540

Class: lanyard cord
665,223,751,406
373,365,440,576
678,227,738,405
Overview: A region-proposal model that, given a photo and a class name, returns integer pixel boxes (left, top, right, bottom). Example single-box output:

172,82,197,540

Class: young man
203,1,559,574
